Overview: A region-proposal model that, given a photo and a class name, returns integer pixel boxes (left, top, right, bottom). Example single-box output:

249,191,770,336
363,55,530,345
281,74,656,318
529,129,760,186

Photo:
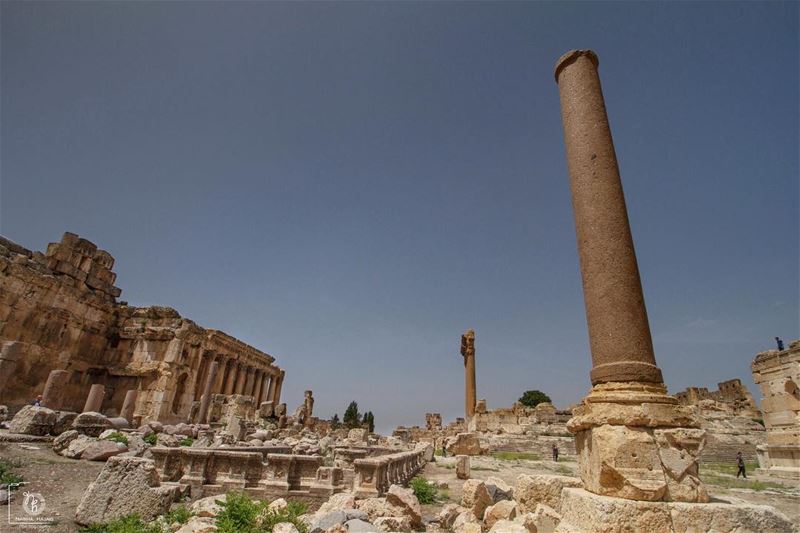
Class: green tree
343,401,361,428
363,411,375,433
518,390,551,408
331,414,341,429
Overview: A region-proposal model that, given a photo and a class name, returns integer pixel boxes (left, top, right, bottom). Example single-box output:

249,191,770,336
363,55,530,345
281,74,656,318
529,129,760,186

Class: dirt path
1,441,103,533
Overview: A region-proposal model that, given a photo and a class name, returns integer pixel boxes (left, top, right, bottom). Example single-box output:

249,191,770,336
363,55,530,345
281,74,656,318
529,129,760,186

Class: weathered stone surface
446,433,483,456
555,487,795,533
175,516,217,533
460,479,493,519
355,498,394,522
374,516,411,532
488,519,527,533
344,519,377,533
311,511,347,533
61,435,95,459
190,494,226,518
52,411,78,435
453,521,482,533
515,474,581,514
73,411,113,437
75,456,180,525
456,455,470,479
386,484,422,528
317,492,357,514
8,405,57,435
437,503,463,529
53,429,79,453
483,500,518,530
273,523,301,533
516,504,561,533
348,428,368,442
486,476,514,502
81,440,128,461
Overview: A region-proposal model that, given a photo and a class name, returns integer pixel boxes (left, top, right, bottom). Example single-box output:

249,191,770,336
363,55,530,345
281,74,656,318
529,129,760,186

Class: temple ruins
0,232,285,424
752,339,800,479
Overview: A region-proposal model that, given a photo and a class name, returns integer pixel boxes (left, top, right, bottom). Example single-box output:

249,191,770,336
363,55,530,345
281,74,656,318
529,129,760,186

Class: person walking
552,444,559,462
736,451,747,479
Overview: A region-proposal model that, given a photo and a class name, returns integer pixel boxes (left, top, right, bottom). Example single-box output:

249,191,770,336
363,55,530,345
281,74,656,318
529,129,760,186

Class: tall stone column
273,370,285,405
224,362,239,395
83,384,105,413
460,329,476,419
197,361,219,424
555,50,706,503
253,370,264,404
265,374,276,403
234,364,247,395
243,366,255,397
41,370,70,409
120,390,139,423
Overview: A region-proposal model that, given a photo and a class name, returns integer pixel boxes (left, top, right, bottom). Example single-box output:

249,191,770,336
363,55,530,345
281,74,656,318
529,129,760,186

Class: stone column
41,370,71,409
555,49,706,503
120,390,139,423
83,384,105,413
197,361,220,424
244,366,255,397
460,329,476,419
234,364,247,395
304,390,314,419
265,374,276,403
223,361,238,395
273,370,285,405
253,370,264,404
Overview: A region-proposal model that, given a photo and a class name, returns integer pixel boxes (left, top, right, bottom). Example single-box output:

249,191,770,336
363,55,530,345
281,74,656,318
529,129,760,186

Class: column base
568,382,708,503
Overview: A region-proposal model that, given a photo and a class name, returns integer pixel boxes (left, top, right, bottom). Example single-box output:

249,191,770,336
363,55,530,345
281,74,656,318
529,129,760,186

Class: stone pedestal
456,455,470,479
120,390,139,423
41,370,71,409
83,384,105,413
555,488,794,533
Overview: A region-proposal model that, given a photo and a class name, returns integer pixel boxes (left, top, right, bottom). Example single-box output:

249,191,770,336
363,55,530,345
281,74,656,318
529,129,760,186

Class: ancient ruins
752,339,800,479
0,232,285,425
0,49,796,533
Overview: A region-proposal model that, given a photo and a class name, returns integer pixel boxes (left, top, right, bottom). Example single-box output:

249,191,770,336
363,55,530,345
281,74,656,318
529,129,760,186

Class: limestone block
8,405,57,435
456,455,470,479
311,510,347,532
355,498,395,522
0,405,8,422
374,516,411,532
317,492,357,514
437,504,463,529
446,432,483,456
348,428,368,442
460,479,493,519
175,516,217,533
515,474,581,514
61,435,95,459
273,523,300,533
668,500,795,533
52,411,78,435
386,484,422,528
82,440,128,461
451,510,480,532
53,429,80,453
486,476,514,502
344,519,377,533
483,500,518,530
488,520,527,533
75,456,180,526
73,411,113,437
516,504,562,533
190,494,226,518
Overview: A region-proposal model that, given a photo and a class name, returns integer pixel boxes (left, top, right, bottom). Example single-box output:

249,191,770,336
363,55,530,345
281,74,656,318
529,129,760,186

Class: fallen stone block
8,405,57,436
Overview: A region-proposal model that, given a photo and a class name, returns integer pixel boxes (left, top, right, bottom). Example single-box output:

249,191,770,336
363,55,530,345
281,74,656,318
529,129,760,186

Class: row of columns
196,356,284,423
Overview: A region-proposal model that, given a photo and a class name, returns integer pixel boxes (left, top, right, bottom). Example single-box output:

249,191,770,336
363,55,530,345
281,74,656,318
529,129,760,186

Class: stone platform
555,488,796,533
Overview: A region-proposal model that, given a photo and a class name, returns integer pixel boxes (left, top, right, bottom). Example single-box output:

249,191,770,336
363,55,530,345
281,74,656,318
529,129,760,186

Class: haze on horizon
1,1,797,434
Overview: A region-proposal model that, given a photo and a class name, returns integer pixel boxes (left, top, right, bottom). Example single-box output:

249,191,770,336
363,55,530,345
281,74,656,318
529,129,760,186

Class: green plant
178,437,194,447
363,411,375,433
163,505,192,525
410,476,439,504
103,432,129,445
518,390,551,408
0,458,24,487
82,514,162,533
343,401,361,429
330,414,341,430
143,433,157,446
492,451,540,461
257,501,308,533
216,492,263,533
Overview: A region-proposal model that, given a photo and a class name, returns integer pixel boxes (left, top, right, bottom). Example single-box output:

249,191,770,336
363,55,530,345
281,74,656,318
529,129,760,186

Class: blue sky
2,1,797,433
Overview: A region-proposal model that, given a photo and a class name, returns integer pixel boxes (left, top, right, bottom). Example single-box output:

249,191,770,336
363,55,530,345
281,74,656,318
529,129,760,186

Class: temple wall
0,232,283,424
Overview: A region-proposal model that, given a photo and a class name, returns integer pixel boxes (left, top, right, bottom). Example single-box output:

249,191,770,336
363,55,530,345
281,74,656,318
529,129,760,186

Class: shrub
518,390,551,408
216,492,263,533
178,437,194,447
103,432,129,446
163,505,192,525
410,476,439,504
0,458,24,487
82,514,162,533
257,501,308,533
143,433,157,446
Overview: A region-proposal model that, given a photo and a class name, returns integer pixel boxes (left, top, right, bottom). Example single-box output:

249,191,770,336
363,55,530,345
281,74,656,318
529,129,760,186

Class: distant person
776,337,784,351
31,395,42,406
736,451,747,479
552,444,559,462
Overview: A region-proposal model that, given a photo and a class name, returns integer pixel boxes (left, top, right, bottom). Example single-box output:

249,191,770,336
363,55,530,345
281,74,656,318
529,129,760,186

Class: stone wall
751,340,800,478
675,378,760,418
0,232,284,425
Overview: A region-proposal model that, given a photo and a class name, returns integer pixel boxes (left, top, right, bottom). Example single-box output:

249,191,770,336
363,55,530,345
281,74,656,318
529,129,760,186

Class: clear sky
1,1,797,434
